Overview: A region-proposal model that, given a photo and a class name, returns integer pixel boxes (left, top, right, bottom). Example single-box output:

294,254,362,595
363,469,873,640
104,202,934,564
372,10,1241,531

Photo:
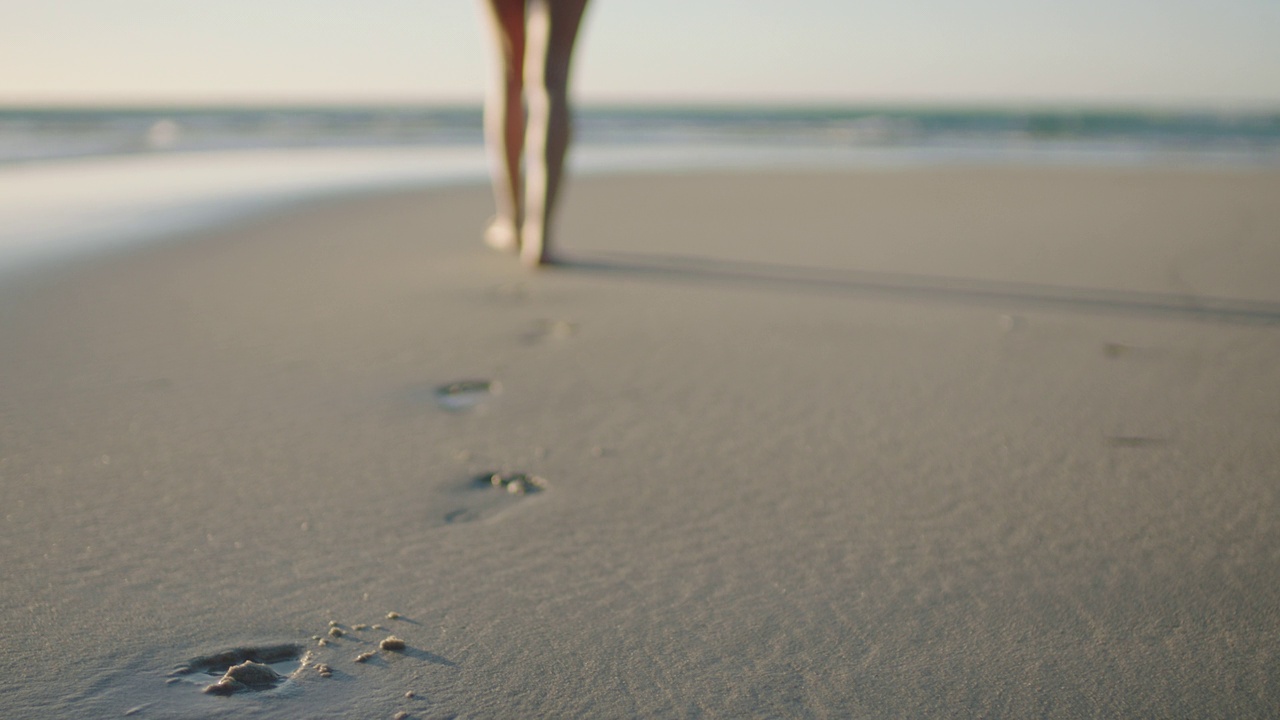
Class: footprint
1103,342,1139,358
522,318,578,344
475,471,547,496
443,507,479,524
441,471,546,524
433,380,500,412
170,644,307,695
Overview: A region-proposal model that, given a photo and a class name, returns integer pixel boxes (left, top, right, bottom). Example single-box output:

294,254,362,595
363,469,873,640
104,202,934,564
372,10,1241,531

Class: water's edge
3,138,1278,279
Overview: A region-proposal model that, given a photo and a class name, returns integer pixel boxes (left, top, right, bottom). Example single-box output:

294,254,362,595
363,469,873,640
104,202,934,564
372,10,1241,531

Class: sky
1,0,1278,108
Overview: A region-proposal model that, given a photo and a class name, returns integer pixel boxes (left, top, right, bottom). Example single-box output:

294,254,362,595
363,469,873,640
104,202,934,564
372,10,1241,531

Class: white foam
0,147,490,273
0,143,847,275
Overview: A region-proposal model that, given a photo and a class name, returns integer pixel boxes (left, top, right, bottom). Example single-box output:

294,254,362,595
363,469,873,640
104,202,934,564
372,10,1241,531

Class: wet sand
2,168,1279,718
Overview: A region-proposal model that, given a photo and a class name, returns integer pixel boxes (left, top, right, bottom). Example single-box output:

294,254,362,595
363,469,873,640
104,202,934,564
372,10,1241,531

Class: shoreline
3,167,1279,717
5,143,1280,279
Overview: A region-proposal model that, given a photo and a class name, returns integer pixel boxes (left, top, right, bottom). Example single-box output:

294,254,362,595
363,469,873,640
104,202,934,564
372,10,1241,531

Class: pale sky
2,0,1278,107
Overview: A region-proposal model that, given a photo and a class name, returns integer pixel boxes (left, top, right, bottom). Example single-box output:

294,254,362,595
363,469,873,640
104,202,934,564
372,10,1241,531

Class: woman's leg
520,0,589,266
478,0,527,252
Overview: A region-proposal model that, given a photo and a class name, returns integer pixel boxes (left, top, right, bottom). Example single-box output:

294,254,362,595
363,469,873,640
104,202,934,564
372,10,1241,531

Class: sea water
2,105,1278,274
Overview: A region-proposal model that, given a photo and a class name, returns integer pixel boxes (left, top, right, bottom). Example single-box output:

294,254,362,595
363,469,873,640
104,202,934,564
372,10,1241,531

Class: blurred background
4,0,1280,158
5,0,1279,106
2,0,1278,267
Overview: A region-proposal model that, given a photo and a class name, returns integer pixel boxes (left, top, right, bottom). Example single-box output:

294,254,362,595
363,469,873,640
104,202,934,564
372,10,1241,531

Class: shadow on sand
558,250,1280,325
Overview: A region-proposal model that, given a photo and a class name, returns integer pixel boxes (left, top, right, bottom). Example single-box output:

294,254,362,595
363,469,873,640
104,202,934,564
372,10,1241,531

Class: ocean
2,105,1278,273
4,105,1280,166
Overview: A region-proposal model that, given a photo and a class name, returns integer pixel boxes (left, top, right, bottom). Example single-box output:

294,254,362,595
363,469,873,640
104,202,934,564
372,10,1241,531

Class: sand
1,167,1279,718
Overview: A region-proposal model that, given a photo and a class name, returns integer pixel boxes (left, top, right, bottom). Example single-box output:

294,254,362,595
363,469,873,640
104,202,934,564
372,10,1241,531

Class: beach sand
2,167,1279,718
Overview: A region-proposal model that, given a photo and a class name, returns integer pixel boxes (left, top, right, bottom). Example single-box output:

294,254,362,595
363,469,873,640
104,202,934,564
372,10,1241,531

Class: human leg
520,0,589,266
478,0,527,252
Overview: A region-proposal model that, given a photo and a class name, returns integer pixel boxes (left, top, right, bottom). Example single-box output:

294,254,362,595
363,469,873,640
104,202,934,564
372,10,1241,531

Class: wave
3,105,1278,166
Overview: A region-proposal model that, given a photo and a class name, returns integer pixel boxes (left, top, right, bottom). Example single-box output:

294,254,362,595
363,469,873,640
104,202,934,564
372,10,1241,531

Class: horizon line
3,97,1279,114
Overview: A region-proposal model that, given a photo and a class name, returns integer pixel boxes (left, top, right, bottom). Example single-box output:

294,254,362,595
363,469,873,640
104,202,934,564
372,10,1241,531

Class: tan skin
478,0,590,267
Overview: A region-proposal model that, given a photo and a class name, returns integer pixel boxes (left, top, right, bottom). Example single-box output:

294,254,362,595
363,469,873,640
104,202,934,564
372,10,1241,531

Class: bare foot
519,224,552,267
483,217,520,253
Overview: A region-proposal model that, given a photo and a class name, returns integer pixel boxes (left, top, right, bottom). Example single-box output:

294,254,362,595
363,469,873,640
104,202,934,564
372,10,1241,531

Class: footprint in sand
442,471,547,524
1103,341,1144,358
521,318,578,344
162,619,453,714
433,379,500,412
169,644,306,695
